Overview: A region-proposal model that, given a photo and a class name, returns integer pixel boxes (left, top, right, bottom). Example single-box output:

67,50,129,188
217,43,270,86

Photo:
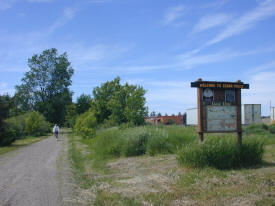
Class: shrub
146,128,171,156
91,127,123,160
118,122,134,130
120,127,171,157
166,126,197,152
0,112,49,145
166,119,176,125
244,123,269,135
177,136,264,169
5,114,27,139
0,123,16,146
238,138,264,167
74,110,97,139
269,124,275,134
90,125,197,162
24,111,50,136
121,127,149,156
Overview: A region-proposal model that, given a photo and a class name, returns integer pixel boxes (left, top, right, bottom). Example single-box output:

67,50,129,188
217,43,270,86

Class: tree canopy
15,48,74,124
91,77,148,125
76,94,92,115
0,94,15,145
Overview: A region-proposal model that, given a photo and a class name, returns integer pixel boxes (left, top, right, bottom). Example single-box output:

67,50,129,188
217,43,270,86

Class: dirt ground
72,138,275,206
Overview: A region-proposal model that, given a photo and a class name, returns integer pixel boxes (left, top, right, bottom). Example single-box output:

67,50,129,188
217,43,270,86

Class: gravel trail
0,133,70,206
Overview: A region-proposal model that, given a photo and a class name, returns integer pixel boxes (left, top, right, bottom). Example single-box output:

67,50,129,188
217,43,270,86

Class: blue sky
1,0,275,116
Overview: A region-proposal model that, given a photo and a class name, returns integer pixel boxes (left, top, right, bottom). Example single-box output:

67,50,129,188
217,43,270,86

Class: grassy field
69,124,275,206
0,136,49,155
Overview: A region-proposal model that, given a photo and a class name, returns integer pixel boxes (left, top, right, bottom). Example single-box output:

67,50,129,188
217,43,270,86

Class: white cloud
163,5,185,26
125,79,197,114
122,79,196,114
86,0,111,3
207,0,275,46
111,47,275,74
0,82,15,95
27,0,52,2
64,7,76,19
177,47,275,70
145,80,196,114
0,0,52,11
243,71,275,115
119,64,177,73
177,49,257,69
65,43,132,70
0,0,16,10
201,0,229,10
47,9,76,34
248,60,275,74
193,13,232,33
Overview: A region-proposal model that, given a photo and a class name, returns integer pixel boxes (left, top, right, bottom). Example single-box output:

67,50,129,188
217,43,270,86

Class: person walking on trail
53,124,60,140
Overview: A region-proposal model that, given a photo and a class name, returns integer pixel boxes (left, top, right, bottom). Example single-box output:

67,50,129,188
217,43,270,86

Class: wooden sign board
191,79,249,144
207,106,237,132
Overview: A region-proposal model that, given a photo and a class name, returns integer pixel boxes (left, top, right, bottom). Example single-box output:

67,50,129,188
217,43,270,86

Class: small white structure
242,104,261,125
186,104,261,126
271,107,275,122
186,108,198,125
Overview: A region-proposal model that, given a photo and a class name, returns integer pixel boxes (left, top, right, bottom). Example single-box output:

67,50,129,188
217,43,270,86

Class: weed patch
177,136,264,169
94,191,142,206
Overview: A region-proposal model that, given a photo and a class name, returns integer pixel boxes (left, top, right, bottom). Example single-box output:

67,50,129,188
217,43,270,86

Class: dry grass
69,131,275,206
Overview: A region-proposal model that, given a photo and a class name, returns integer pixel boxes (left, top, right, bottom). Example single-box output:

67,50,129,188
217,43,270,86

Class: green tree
65,104,77,128
15,48,74,124
92,77,121,124
150,111,156,117
121,83,148,125
0,94,15,145
24,111,49,136
74,109,97,139
92,77,148,126
76,94,92,114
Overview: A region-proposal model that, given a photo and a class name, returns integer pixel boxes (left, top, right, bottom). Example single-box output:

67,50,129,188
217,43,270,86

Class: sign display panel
206,106,237,132
225,90,235,103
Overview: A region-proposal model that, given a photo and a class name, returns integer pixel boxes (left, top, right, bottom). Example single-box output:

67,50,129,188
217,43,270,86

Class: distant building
145,115,185,125
186,108,198,126
271,107,275,123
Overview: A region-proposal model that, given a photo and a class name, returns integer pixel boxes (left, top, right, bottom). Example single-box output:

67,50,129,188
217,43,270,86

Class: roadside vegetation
0,48,74,147
69,123,275,205
0,94,50,146
0,136,48,155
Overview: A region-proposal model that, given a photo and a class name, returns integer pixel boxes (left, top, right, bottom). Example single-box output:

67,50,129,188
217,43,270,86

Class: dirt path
0,132,72,206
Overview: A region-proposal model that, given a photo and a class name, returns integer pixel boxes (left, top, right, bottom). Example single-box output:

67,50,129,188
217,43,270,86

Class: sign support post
236,81,242,145
197,78,204,142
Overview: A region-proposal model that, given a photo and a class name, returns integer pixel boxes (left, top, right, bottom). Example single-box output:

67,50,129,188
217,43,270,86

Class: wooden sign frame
191,79,249,145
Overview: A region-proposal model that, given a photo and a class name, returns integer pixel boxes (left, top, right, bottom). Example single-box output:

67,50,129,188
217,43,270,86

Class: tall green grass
177,136,264,169
78,123,274,170
91,126,173,161
165,126,197,151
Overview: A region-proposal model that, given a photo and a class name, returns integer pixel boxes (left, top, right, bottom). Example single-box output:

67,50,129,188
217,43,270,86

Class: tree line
0,48,148,145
